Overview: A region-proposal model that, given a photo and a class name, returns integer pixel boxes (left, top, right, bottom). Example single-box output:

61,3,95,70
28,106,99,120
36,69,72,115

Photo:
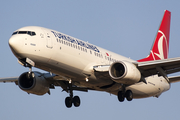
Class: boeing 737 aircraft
1,10,180,108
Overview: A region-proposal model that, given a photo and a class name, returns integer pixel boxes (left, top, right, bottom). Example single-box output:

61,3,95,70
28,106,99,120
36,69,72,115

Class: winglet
138,10,171,62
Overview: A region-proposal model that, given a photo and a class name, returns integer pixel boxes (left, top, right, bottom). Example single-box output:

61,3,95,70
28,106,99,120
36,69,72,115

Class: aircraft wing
44,74,90,92
0,73,89,93
137,57,180,77
0,77,18,85
0,77,18,83
2,57,180,90
168,76,180,83
94,57,180,84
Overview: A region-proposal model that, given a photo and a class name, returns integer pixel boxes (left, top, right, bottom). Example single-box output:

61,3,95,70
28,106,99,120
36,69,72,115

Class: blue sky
1,1,180,120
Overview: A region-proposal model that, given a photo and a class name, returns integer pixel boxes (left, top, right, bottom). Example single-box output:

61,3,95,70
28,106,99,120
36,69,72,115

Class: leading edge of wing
168,76,180,83
0,77,18,83
136,57,180,77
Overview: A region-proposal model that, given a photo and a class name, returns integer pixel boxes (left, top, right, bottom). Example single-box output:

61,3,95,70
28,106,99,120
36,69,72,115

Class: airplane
1,10,180,108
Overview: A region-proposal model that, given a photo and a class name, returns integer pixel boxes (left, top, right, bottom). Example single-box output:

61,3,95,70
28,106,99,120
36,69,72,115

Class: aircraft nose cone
9,37,16,48
9,36,23,54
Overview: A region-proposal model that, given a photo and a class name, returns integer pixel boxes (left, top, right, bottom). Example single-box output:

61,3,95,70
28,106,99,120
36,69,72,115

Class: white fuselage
9,26,170,99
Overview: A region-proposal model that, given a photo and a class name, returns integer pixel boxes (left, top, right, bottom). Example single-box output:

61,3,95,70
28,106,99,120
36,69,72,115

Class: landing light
85,78,89,82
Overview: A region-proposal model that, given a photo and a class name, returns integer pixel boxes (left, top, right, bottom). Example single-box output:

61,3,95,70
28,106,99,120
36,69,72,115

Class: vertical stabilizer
138,10,171,62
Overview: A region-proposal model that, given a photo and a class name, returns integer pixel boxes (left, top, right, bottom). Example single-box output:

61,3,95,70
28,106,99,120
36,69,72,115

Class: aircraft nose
9,36,23,54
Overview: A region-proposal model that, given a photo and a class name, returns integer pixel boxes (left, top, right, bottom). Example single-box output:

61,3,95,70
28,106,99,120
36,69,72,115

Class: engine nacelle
18,71,49,95
109,61,141,85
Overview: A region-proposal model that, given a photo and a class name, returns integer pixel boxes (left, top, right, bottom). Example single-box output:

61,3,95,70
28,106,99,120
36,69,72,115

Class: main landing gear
118,90,133,102
65,96,80,108
65,84,81,108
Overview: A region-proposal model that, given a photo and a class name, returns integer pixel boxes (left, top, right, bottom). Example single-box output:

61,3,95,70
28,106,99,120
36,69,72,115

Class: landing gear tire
65,96,81,108
118,91,125,102
73,96,80,107
125,90,133,101
65,97,72,108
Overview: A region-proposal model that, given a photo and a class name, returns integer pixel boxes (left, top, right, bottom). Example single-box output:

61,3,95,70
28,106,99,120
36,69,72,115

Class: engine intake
18,72,49,95
109,61,141,85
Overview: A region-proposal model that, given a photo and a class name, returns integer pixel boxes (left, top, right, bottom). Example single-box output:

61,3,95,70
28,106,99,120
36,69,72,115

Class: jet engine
109,61,141,85
18,71,49,95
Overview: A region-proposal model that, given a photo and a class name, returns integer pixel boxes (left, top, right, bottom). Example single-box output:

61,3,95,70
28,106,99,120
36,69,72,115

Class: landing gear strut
26,66,34,79
117,90,133,102
65,83,81,108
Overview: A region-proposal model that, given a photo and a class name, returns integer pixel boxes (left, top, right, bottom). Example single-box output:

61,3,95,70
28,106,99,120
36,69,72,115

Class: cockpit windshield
12,31,36,36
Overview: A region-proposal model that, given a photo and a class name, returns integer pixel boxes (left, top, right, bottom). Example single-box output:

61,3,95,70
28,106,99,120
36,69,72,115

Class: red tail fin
138,10,171,62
